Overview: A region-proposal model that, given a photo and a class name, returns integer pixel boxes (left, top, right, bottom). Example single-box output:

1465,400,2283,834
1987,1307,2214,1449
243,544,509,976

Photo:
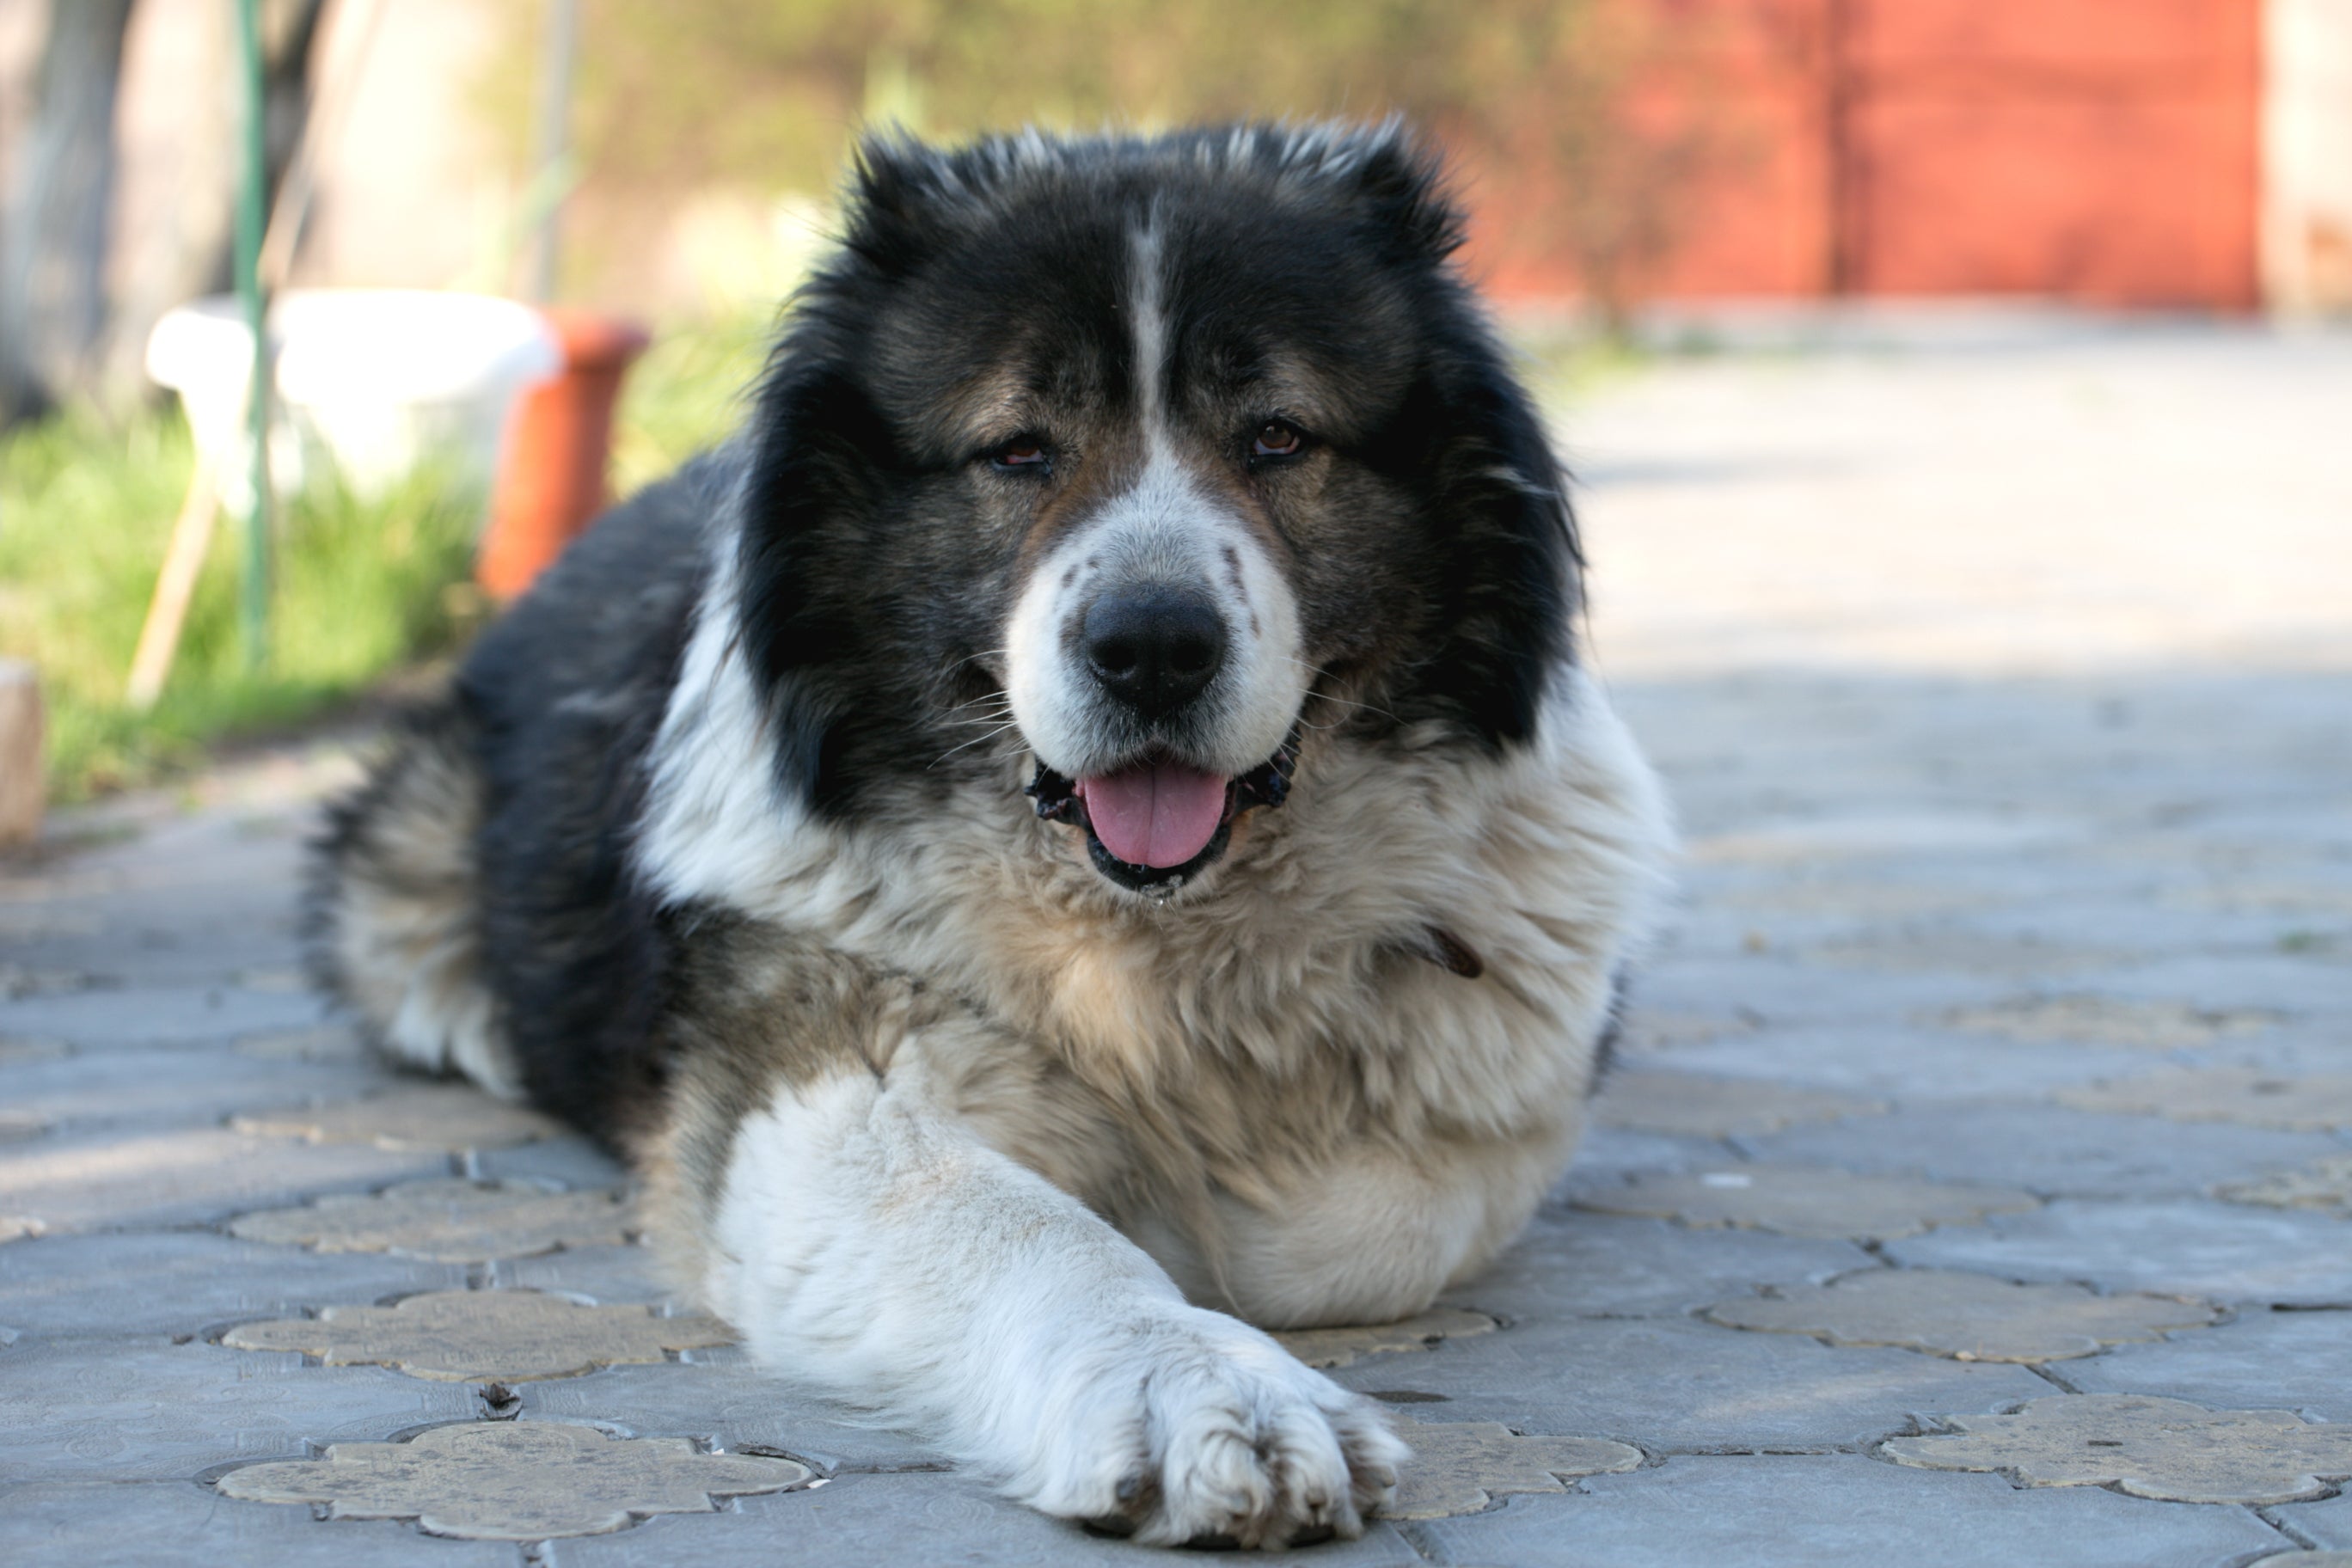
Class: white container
145,290,560,509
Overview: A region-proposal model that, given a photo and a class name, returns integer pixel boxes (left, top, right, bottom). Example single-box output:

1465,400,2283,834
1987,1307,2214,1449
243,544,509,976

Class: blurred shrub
0,411,477,799
481,0,1740,325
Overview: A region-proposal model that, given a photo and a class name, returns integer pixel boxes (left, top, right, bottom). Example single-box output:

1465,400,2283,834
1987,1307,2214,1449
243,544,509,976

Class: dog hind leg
306,699,521,1099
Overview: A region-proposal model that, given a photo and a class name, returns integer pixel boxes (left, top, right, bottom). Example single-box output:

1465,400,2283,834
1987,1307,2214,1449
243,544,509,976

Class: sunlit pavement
4,317,2349,1565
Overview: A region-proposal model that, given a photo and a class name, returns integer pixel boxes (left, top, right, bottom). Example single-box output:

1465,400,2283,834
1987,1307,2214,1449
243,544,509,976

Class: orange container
477,309,652,600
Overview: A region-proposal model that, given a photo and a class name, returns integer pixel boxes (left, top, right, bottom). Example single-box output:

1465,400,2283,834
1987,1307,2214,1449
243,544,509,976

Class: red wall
1467,0,2263,309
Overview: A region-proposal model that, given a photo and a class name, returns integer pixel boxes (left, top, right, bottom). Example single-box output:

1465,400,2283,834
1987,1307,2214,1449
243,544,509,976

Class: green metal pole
234,0,271,671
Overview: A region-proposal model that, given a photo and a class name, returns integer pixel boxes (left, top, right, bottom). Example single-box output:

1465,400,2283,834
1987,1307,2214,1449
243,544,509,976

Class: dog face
734,125,1579,897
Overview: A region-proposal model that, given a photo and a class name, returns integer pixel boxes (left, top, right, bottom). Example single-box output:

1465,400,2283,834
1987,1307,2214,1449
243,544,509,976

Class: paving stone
0,1044,383,1136
1889,1200,2352,1308
2250,1554,2352,1567
1592,1070,1885,1137
0,1216,40,1243
512,1346,940,1473
1883,1393,2352,1504
1641,1020,2161,1101
1567,1122,1735,1175
217,1419,812,1540
0,1036,71,1064
230,1179,638,1262
499,1240,677,1305
1933,994,2282,1048
1743,1103,2346,1200
1397,1454,2292,1568
224,1289,734,1381
2057,1067,2352,1131
0,1229,467,1338
2220,1156,2352,1215
1802,930,2133,978
473,1135,630,1188
234,1024,369,1063
1272,1309,1498,1369
232,1084,566,1152
0,1125,449,1234
1703,1269,2220,1363
1321,1313,2049,1450
558,1471,1429,1567
0,1481,524,1567
1382,1419,1640,1518
2276,1491,2352,1549
0,1338,475,1482
0,981,331,1050
1573,1164,2039,1240
2062,1309,2352,1423
1476,1210,1874,1320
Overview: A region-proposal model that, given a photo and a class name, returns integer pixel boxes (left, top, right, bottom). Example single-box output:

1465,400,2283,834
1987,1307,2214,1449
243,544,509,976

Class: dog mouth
1026,736,1298,896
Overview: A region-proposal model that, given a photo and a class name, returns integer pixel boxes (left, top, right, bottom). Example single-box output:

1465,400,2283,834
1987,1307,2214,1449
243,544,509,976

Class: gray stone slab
1637,1020,2160,1102
472,1135,629,1188
2276,1491,2352,1550
560,1470,1426,1567
1395,1454,2290,1568
513,1347,940,1473
0,983,332,1050
1888,1201,2352,1308
0,1339,476,1483
0,1481,523,1567
2062,1309,2352,1422
0,1045,384,1136
1567,1123,1735,1175
1471,1210,1875,1320
1742,1103,2345,1199
0,1125,450,1234
0,1230,469,1338
1320,1313,2048,1450
500,1242,685,1306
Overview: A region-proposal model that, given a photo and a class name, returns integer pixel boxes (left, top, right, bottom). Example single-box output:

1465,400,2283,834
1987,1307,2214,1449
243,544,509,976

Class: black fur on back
445,457,718,1142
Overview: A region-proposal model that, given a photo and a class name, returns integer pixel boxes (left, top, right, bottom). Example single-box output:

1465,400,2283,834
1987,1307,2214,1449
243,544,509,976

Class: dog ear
733,346,900,813
839,132,965,281
1334,119,1466,264
1389,329,1583,750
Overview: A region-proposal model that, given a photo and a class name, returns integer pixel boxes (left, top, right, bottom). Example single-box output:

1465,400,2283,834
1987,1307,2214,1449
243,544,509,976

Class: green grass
0,410,480,802
609,307,777,498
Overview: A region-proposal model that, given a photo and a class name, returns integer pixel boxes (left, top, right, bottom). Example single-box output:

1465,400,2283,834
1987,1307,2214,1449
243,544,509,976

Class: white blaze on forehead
1004,214,1308,781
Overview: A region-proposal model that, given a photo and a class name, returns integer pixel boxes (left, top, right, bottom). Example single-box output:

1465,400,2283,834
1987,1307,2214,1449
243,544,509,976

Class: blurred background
0,0,2347,819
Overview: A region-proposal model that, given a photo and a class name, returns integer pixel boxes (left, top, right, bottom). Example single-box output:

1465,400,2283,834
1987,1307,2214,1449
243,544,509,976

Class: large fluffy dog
313,122,1671,1547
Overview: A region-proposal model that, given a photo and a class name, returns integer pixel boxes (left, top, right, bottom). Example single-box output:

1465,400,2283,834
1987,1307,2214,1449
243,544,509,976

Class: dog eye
1251,420,1304,458
989,438,1050,471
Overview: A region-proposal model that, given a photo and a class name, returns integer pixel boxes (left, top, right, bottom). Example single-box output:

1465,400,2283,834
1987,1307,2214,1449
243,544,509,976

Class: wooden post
0,660,42,848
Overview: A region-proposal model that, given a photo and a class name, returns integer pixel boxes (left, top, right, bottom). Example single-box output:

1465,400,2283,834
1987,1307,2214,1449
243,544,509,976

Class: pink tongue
1078,760,1230,868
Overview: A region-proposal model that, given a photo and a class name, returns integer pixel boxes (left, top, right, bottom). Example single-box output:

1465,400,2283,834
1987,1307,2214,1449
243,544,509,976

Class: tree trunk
0,0,138,428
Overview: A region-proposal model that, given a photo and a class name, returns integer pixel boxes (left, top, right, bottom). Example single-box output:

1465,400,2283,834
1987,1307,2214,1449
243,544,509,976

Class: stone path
4,317,2349,1565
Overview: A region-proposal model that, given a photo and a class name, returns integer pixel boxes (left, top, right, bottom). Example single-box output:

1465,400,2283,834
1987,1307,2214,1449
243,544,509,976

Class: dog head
734,123,1579,898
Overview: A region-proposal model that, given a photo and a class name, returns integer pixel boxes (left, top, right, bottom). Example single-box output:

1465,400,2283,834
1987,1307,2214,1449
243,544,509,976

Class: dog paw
1020,1308,1409,1548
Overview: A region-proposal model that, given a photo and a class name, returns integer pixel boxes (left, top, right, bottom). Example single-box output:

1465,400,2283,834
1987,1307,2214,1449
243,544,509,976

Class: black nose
1082,589,1228,719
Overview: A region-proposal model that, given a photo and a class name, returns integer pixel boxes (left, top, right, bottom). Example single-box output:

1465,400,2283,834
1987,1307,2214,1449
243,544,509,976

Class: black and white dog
314,122,1671,1547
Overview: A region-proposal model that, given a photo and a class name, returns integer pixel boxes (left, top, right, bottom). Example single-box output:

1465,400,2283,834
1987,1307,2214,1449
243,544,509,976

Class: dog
310,121,1672,1548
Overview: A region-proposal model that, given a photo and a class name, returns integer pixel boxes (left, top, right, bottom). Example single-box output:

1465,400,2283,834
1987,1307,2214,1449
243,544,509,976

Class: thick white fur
708,1067,1408,1545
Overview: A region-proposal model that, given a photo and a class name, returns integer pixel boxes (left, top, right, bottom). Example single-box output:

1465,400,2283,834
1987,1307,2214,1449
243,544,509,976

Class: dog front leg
673,1057,1405,1547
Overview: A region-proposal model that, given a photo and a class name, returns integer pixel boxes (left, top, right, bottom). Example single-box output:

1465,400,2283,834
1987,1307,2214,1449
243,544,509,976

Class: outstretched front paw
1020,1308,1409,1548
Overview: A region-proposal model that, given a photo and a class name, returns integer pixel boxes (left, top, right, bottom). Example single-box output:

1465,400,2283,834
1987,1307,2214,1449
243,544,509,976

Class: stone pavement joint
1703,1269,2222,1363
1382,1420,1642,1519
2055,1068,2352,1132
2220,1156,2352,1216
1882,1394,2352,1505
1575,1165,2041,1240
217,1420,812,1540
231,1083,567,1151
1933,995,2282,1049
1592,1070,1887,1138
221,1289,734,1381
1271,1308,1498,1369
229,1179,640,1261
